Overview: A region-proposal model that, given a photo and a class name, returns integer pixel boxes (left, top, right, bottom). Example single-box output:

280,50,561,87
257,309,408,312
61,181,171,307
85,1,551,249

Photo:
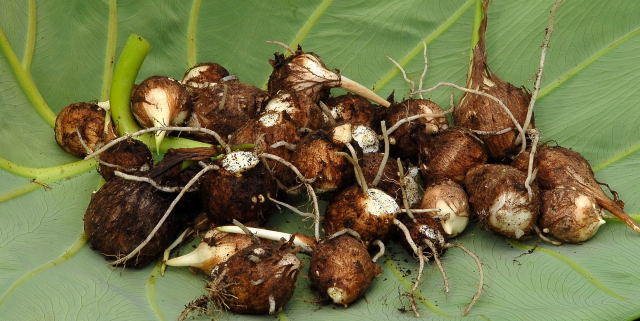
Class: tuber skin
309,234,382,307
264,90,324,129
512,145,640,233
84,177,193,267
540,188,605,243
397,213,447,257
200,154,277,225
54,102,117,157
187,78,269,141
385,98,448,159
205,242,301,314
182,62,230,85
417,127,488,185
322,94,382,127
324,185,400,244
465,164,540,239
98,138,152,180
453,1,532,160
290,130,353,193
230,111,300,187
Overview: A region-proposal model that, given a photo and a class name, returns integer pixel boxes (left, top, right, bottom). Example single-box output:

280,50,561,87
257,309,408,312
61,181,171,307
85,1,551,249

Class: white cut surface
332,123,352,144
352,125,379,153
222,151,259,173
327,287,347,304
265,93,296,114
259,112,281,127
365,188,399,217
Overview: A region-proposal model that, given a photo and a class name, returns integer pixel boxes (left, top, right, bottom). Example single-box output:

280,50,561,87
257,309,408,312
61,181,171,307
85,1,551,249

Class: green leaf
2,0,640,320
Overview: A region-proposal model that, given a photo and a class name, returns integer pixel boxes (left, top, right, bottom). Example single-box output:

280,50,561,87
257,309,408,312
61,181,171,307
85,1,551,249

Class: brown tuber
385,99,448,159
322,94,381,127
290,131,353,193
54,102,117,157
324,185,400,244
540,189,605,243
465,164,540,239
418,127,488,185
200,151,277,225
453,1,532,160
309,234,382,306
97,138,152,180
268,47,391,107
512,145,640,233
84,177,193,267
204,242,301,314
187,78,269,141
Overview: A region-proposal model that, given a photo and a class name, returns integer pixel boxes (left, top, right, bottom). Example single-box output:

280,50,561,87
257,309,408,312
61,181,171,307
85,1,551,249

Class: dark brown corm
418,127,488,185
98,138,152,180
206,242,301,314
200,160,277,225
309,234,382,306
453,1,531,160
465,164,540,239
54,102,116,157
187,78,269,141
540,188,605,243
84,178,192,267
290,131,353,193
398,213,447,257
322,94,381,127
385,99,448,159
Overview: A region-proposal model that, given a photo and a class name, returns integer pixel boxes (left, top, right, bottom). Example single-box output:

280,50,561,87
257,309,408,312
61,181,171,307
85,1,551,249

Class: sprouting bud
54,102,117,157
419,179,470,238
131,76,190,150
165,228,253,275
268,48,391,107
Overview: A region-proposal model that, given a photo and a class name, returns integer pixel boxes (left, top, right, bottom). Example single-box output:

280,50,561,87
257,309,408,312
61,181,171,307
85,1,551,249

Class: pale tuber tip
165,242,211,268
340,75,391,107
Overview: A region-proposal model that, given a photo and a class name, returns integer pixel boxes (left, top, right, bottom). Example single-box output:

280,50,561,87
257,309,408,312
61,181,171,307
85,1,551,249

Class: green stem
22,0,36,70
186,0,202,67
110,34,151,137
0,156,97,179
100,0,118,101
470,0,483,56
0,28,56,127
110,34,230,153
